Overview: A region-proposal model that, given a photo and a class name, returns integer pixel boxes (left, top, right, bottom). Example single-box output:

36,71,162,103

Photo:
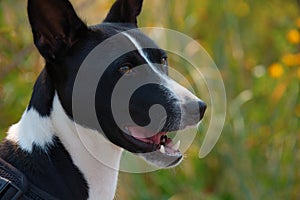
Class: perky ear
28,0,87,61
104,0,144,25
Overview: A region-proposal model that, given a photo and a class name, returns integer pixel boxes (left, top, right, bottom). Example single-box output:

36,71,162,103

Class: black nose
199,101,207,120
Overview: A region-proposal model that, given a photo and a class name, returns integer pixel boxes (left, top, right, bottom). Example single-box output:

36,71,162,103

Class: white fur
122,32,162,75
51,94,122,200
169,78,202,104
6,108,54,152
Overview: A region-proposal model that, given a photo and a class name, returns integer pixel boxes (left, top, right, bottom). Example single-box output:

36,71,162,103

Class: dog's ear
28,0,87,61
104,0,143,25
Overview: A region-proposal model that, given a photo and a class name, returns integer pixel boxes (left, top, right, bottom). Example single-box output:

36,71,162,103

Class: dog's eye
161,58,168,74
119,64,133,74
161,58,168,67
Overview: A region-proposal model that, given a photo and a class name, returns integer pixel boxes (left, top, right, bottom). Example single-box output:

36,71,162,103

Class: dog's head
28,0,206,168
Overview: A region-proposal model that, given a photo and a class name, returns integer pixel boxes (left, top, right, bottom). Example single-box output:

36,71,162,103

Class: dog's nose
199,101,207,120
182,100,207,121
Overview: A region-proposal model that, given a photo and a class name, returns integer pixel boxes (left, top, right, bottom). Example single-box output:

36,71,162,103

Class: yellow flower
269,63,284,78
281,53,300,67
287,29,300,44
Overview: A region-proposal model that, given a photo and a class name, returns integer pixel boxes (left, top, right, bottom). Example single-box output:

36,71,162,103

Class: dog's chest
0,138,89,200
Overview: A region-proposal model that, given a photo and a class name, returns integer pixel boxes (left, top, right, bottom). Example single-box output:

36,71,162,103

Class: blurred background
0,0,299,199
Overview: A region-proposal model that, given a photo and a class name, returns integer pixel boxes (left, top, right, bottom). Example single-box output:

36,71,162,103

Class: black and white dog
0,0,206,199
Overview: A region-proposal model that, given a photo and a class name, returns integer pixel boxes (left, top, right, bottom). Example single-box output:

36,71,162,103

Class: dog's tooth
172,140,180,151
160,145,166,154
124,126,129,133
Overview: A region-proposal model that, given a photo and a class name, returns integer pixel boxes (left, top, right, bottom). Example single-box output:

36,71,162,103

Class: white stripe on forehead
121,32,160,74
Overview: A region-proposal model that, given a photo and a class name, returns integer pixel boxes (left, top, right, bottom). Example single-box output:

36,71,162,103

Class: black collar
0,158,58,200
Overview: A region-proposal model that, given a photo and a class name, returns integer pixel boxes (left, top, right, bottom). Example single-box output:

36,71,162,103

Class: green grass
1,0,300,199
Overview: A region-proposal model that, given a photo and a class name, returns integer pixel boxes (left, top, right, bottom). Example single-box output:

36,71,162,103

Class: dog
0,0,206,199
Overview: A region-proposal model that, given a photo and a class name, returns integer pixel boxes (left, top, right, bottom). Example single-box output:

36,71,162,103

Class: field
0,0,299,199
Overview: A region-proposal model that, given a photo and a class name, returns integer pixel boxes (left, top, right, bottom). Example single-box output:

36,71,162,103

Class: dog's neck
5,72,122,200
51,94,123,200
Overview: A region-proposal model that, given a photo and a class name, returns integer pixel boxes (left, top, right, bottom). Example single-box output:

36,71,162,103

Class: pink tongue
128,126,161,143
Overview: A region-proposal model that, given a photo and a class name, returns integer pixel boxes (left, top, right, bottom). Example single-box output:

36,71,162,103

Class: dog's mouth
122,126,183,168
126,126,180,153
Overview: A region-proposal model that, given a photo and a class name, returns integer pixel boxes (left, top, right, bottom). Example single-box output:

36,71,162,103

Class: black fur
104,0,143,25
27,0,88,61
27,69,55,117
